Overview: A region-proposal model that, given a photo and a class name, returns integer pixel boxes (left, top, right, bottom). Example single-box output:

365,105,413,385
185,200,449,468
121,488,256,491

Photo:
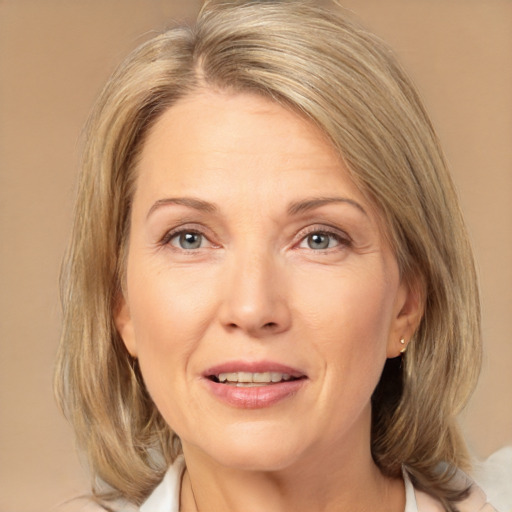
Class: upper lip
203,360,307,379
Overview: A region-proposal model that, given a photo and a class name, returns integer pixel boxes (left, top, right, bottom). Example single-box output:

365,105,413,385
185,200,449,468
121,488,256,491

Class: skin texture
115,91,422,511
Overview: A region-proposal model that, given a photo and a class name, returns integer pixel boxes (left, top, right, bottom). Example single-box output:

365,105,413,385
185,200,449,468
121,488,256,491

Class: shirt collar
141,457,420,512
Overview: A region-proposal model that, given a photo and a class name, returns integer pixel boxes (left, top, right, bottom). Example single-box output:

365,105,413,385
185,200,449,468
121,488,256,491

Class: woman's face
116,91,418,472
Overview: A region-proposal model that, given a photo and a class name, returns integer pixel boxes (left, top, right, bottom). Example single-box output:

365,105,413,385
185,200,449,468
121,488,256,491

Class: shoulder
473,445,512,512
413,474,498,512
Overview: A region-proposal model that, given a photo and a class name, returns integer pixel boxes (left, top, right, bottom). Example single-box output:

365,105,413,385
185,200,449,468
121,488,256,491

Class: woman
55,1,497,511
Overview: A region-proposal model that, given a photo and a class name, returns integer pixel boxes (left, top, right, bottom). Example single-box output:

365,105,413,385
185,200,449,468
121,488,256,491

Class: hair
54,1,481,510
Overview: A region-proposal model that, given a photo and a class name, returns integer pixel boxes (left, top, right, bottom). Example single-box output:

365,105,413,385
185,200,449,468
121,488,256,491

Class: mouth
208,371,305,387
202,361,308,407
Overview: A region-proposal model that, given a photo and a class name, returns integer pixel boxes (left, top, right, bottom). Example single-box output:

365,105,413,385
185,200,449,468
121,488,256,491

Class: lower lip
203,379,307,409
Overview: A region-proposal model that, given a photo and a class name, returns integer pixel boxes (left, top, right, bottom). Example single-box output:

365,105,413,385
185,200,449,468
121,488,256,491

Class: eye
169,231,208,250
298,230,348,250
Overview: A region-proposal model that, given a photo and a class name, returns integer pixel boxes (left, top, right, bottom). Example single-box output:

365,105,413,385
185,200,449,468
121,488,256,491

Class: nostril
263,322,277,329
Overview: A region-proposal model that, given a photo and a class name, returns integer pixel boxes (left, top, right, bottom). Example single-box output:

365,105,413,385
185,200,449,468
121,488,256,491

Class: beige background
0,1,510,511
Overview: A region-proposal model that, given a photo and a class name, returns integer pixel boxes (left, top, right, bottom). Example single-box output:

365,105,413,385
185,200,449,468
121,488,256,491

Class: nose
218,250,291,337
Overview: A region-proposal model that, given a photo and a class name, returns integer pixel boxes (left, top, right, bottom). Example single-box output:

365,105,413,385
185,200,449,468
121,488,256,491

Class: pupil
308,233,329,249
180,232,201,249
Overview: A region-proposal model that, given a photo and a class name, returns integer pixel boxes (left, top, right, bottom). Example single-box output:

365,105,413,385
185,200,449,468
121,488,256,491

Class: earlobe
386,276,425,358
114,294,138,357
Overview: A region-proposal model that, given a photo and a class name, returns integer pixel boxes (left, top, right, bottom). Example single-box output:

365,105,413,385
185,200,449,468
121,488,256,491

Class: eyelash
159,225,352,252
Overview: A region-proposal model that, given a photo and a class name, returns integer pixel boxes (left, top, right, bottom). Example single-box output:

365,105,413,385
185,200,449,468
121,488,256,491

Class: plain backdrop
0,1,511,511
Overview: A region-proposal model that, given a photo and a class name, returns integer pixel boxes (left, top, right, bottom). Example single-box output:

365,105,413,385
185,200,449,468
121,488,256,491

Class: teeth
271,372,282,382
253,372,271,383
239,371,253,382
216,372,295,384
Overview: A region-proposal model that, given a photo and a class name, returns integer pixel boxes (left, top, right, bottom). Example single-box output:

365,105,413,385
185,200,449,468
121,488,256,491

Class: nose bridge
220,240,290,336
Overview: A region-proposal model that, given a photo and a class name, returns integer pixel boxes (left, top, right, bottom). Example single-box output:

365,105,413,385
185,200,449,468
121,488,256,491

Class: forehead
136,90,357,198
143,91,338,157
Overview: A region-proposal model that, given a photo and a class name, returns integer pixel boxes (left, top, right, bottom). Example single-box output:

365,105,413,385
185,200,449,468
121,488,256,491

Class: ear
386,275,424,358
114,293,138,358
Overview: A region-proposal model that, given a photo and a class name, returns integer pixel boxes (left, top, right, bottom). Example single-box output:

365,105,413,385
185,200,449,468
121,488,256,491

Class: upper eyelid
297,224,351,242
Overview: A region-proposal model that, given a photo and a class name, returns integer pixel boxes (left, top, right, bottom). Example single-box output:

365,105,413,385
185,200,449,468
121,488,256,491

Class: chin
195,426,306,472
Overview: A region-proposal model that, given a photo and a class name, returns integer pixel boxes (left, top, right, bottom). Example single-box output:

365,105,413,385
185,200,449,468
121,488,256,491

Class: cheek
126,277,209,434
125,262,219,409
295,263,397,395
127,257,218,350
296,266,396,428
294,263,396,352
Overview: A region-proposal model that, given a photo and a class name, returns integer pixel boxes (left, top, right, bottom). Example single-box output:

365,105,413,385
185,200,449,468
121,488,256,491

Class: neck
179,410,404,512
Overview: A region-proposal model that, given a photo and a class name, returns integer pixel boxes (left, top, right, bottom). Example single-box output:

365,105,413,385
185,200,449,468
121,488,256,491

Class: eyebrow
287,197,368,216
146,197,217,219
146,195,367,220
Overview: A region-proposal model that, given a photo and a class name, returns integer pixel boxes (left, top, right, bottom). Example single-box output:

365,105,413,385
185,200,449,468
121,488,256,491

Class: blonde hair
55,1,481,509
